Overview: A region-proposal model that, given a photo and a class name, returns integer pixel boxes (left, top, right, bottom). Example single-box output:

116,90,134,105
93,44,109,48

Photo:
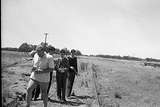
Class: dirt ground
2,54,160,107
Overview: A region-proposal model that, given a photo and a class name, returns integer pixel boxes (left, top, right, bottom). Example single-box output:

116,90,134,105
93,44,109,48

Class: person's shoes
24,103,30,107
71,92,75,96
33,97,38,101
61,99,67,103
57,97,61,101
67,96,72,99
48,97,52,101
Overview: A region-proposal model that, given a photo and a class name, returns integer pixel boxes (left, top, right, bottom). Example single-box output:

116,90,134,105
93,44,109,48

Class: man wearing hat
26,45,54,107
55,49,70,102
66,49,78,98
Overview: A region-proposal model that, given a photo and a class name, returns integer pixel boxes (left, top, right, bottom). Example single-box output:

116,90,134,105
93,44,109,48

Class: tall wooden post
44,33,48,47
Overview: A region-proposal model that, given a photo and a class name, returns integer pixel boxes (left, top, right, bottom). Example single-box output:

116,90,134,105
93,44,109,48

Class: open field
1,50,160,107
2,51,30,68
77,56,160,107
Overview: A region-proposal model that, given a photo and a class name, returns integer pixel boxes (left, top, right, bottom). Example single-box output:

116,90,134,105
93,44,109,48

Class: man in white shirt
26,45,54,107
29,49,41,101
46,45,56,96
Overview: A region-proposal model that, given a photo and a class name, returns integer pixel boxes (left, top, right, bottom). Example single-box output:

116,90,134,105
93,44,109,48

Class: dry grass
76,56,160,107
2,51,160,107
1,51,29,68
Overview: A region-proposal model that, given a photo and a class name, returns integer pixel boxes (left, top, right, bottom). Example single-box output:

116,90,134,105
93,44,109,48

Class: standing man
55,49,70,102
46,45,56,96
66,49,78,98
29,50,41,101
26,45,54,107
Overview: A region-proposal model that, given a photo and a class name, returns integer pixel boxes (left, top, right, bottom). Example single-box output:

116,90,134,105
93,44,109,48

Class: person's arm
35,68,54,74
75,57,78,74
69,57,78,75
65,57,70,70
54,58,62,73
29,50,36,58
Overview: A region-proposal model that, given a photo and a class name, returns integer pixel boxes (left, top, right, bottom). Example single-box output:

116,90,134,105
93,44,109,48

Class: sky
2,0,160,59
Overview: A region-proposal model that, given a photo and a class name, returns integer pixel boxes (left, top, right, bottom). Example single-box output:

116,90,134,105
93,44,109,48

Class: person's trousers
66,71,75,97
47,72,53,94
56,71,67,100
32,72,53,99
27,79,49,106
32,84,40,99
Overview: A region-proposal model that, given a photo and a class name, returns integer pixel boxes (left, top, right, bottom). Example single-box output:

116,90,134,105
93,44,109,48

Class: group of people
26,45,78,107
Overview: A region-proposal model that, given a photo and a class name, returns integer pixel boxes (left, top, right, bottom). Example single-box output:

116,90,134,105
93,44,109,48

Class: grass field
77,56,160,107
1,50,160,107
2,51,30,68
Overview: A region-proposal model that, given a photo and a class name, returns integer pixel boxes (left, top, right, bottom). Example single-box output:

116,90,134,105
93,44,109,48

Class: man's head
71,49,76,56
60,49,66,58
47,45,55,55
36,45,45,57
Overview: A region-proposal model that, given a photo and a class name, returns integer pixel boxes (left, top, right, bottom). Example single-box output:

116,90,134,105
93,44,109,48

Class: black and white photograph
2,0,160,107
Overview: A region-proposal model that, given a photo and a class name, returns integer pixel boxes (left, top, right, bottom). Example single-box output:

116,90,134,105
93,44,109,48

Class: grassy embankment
2,50,160,107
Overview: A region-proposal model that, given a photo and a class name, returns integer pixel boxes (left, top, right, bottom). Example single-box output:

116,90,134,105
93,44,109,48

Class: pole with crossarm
44,32,48,48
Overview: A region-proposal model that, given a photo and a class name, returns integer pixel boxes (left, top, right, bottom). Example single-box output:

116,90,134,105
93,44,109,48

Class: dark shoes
57,96,67,103
57,96,61,101
33,97,38,101
71,92,75,96
48,97,52,101
61,99,67,103
67,95,73,99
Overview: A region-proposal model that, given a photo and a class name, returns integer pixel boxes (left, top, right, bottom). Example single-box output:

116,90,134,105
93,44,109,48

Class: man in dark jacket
66,49,78,98
55,49,70,102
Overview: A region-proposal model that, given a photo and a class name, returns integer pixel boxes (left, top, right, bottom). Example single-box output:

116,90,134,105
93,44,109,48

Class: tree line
95,54,160,62
1,42,82,56
2,42,160,62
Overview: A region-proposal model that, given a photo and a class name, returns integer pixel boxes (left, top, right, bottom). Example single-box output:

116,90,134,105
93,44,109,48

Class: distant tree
1,47,18,51
145,58,160,62
32,45,37,50
75,50,82,56
18,43,33,52
96,54,142,61
17,42,83,56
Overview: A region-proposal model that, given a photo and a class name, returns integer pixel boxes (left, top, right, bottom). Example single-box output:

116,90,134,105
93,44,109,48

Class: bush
75,50,82,56
18,43,34,52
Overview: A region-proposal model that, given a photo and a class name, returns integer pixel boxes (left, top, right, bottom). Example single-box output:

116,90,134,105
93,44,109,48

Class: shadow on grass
49,99,85,106
65,100,85,106
73,95,95,99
